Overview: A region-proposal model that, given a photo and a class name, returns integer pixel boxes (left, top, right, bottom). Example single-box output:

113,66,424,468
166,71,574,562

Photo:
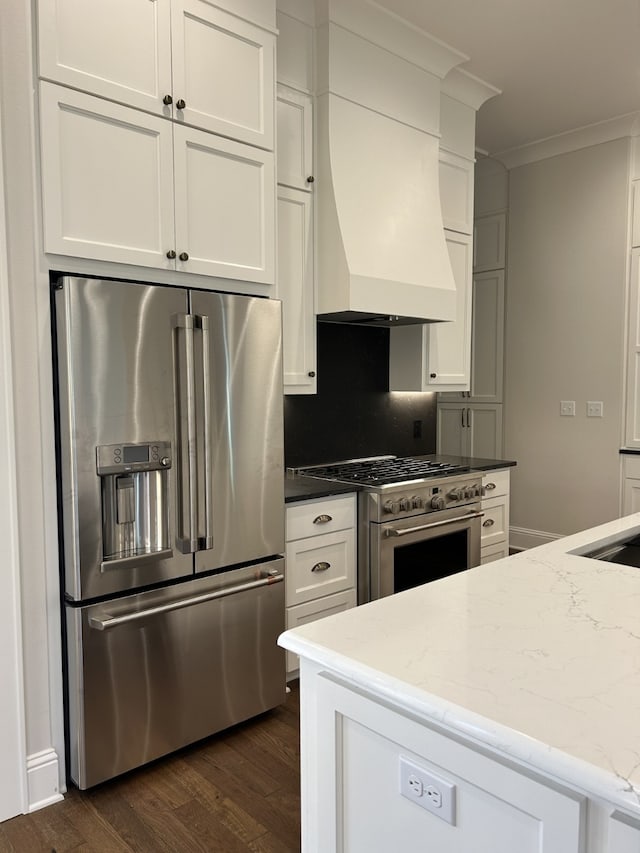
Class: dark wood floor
0,684,301,853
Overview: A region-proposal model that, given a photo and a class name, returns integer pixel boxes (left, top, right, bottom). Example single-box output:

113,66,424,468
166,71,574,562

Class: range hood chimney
314,0,469,326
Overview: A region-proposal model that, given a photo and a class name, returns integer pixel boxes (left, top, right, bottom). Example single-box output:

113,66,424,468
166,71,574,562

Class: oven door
370,505,482,600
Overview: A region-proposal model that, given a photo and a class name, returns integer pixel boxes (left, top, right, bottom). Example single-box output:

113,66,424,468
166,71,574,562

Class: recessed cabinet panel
468,406,503,458
473,213,506,272
436,405,468,456
173,125,275,283
439,151,474,235
38,0,172,114
426,232,472,388
625,251,640,447
277,87,313,191
172,0,275,149
40,83,175,268
471,270,505,402
277,187,316,393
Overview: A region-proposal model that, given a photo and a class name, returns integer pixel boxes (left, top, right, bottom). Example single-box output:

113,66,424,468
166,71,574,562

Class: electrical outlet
399,757,456,825
587,401,603,417
413,419,423,438
560,401,575,417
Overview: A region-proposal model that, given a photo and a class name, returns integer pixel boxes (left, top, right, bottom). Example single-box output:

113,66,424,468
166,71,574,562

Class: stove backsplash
284,322,437,468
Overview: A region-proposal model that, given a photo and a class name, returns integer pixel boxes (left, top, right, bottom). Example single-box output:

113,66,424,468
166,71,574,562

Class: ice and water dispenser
97,441,172,566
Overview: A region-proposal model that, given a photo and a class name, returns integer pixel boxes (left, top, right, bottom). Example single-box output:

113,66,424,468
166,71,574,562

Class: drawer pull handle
485,482,496,490
483,518,495,527
313,514,332,524
311,561,330,573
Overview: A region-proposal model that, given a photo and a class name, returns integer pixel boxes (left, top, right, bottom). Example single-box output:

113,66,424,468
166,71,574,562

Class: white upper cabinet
37,0,173,116
388,231,472,392
473,212,506,272
439,151,474,235
173,125,275,282
171,1,275,149
39,82,176,270
40,82,275,283
37,0,275,151
277,86,313,191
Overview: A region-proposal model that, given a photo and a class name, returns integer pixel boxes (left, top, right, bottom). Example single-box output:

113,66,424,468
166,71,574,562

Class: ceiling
375,0,640,155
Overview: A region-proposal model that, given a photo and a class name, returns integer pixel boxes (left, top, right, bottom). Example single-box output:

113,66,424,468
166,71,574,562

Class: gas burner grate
298,457,470,486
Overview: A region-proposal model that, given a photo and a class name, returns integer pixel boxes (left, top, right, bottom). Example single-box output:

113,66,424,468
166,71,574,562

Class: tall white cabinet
275,9,317,394
37,0,277,287
437,160,508,459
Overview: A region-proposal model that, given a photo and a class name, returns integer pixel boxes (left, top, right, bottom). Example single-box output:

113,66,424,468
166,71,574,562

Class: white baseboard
27,748,63,812
510,526,563,552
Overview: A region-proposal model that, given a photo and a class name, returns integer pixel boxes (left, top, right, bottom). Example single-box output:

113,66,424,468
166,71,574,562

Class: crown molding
441,66,501,111
492,111,640,169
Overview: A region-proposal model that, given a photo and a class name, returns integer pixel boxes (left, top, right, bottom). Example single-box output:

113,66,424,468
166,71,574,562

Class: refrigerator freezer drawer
66,559,285,789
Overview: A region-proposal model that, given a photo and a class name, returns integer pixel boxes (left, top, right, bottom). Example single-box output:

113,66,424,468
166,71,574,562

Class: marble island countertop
280,512,640,816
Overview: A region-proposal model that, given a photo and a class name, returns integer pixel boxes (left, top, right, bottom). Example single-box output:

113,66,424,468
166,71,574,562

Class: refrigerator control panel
96,441,172,475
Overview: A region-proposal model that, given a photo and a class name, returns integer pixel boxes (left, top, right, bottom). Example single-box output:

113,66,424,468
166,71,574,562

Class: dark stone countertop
284,456,516,503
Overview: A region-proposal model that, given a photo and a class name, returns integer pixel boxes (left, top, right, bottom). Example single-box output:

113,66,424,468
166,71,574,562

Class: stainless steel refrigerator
53,276,285,789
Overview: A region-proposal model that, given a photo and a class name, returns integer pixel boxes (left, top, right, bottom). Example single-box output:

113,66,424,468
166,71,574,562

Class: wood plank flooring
0,684,300,853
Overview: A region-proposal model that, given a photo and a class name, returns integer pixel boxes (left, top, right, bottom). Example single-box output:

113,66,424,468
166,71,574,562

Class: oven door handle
385,511,484,537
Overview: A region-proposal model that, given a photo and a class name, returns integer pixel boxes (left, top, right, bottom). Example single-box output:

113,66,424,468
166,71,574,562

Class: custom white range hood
314,0,469,326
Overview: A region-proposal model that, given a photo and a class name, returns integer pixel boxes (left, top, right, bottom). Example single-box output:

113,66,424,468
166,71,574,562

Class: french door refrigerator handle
173,313,198,553
195,314,214,550
88,573,284,630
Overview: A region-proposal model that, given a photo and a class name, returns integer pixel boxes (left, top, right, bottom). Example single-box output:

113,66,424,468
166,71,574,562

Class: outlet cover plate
587,401,603,417
560,401,576,417
399,756,456,824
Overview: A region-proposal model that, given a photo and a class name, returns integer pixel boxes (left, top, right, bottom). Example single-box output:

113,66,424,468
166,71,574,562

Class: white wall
504,139,629,538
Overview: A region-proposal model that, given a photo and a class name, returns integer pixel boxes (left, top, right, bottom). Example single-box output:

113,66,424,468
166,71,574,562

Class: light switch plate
587,401,603,417
560,401,575,417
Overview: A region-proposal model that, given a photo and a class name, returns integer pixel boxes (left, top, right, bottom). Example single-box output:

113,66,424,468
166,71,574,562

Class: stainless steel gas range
295,456,484,603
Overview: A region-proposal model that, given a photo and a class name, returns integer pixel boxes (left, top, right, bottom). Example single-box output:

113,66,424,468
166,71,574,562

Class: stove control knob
463,487,474,499
448,488,462,501
398,497,410,511
383,500,397,514
411,495,423,509
430,495,446,510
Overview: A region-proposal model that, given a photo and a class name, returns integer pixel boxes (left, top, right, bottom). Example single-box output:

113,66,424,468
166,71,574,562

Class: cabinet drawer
285,529,356,607
286,494,356,541
286,589,357,675
481,541,509,564
482,469,510,498
480,495,508,548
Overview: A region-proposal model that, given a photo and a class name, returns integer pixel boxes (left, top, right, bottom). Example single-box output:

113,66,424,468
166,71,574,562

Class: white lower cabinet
39,82,275,285
304,671,584,853
481,469,510,562
437,403,503,458
621,454,640,515
285,494,357,677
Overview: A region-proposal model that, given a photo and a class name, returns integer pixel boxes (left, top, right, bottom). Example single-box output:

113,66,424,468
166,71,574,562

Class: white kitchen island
279,514,640,852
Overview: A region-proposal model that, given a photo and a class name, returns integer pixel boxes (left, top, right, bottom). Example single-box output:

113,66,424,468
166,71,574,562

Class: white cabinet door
38,0,173,115
277,186,316,393
277,86,313,191
389,232,472,392
171,0,275,150
285,590,357,676
439,151,473,235
468,405,503,458
471,270,505,403
608,811,640,852
623,478,640,515
473,212,506,272
625,251,640,447
173,124,275,283
436,405,468,456
40,82,176,269
437,404,503,458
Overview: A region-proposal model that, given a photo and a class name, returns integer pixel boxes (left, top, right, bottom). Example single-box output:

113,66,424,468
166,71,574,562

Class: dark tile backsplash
284,322,437,468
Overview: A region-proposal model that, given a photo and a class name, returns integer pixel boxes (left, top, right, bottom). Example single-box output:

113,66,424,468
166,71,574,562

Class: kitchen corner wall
284,322,437,467
504,137,629,539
